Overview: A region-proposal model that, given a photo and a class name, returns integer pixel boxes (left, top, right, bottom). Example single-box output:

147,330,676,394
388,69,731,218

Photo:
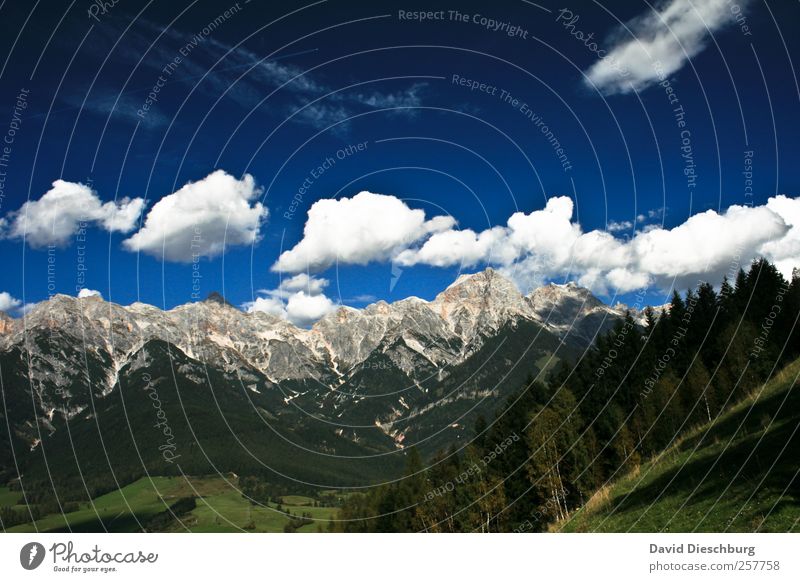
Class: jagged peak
444,267,503,290
204,291,235,307
49,293,78,302
530,281,596,301
394,296,428,307
434,267,522,305
313,305,360,327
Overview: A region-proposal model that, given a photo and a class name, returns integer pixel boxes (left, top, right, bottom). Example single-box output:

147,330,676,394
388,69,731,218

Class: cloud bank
276,191,800,295
273,191,455,273
1,180,144,248
585,0,750,95
124,170,267,262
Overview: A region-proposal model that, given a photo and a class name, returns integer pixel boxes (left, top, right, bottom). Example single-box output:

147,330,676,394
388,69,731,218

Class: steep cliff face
0,269,632,468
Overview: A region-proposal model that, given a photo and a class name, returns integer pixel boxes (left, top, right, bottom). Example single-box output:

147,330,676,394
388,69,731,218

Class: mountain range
0,268,641,486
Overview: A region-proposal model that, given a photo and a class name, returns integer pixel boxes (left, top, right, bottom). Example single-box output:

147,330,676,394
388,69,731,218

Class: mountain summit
0,269,633,465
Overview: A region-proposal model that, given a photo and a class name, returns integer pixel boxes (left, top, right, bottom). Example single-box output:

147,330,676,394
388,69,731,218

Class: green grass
279,495,315,507
6,475,336,533
0,486,20,507
182,490,334,532
559,358,800,532
534,353,560,383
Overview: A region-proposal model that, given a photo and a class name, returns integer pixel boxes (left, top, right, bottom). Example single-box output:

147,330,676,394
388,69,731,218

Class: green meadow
6,475,337,533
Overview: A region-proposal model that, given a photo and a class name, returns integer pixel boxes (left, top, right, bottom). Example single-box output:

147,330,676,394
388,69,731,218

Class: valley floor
3,476,336,533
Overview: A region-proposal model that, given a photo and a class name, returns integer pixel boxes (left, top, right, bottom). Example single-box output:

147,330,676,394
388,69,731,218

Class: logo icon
20,542,45,570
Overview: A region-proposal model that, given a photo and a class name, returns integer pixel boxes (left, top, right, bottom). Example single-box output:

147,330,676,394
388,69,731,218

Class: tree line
332,259,800,532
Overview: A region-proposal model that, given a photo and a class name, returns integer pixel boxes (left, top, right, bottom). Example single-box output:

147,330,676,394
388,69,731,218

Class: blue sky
0,0,799,322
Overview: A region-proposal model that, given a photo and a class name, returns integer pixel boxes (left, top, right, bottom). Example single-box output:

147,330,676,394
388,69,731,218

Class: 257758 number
735,561,780,571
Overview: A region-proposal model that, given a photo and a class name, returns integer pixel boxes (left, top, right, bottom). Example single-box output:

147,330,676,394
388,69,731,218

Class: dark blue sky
1,0,799,318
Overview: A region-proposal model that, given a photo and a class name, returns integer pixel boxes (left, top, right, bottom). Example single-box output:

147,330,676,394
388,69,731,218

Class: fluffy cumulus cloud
1,180,144,248
285,292,337,327
585,0,751,95
0,291,21,313
123,170,267,262
264,273,330,298
244,296,287,318
273,191,455,273
395,226,510,268
390,194,800,295
758,195,800,275
77,288,103,299
244,274,337,327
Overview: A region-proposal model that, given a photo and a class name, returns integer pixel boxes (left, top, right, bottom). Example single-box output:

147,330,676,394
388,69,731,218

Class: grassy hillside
6,475,336,533
558,357,800,532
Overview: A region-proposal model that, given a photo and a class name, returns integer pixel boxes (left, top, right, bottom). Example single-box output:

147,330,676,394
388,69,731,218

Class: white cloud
640,207,665,222
273,191,455,273
0,292,21,313
110,24,426,130
754,195,800,276
350,83,425,113
585,0,750,95
244,296,287,319
395,226,511,268
78,288,102,299
285,291,336,327
245,274,336,326
124,170,267,262
393,194,800,294
607,220,633,232
273,273,330,297
397,197,581,270
1,180,144,248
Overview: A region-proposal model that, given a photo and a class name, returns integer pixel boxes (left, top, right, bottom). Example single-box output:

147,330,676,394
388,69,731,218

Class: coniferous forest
333,259,800,532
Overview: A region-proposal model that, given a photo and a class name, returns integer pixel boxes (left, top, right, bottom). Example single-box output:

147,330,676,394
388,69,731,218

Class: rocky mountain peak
204,291,235,308
430,268,529,338
434,268,521,304
530,281,604,306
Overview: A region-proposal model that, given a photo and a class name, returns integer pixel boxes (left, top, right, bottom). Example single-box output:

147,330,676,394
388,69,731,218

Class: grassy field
558,358,800,532
6,475,337,533
0,486,21,507
182,490,334,532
